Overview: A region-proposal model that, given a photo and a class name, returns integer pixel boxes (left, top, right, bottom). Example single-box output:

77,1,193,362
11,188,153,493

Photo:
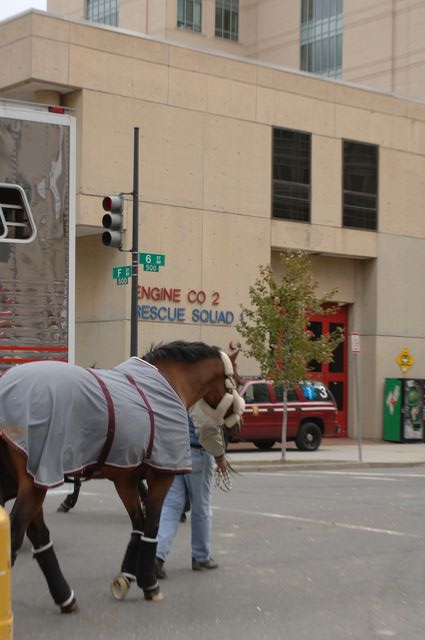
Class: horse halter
196,350,245,429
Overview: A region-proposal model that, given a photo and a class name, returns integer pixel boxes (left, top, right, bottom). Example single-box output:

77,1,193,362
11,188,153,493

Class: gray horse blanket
0,357,191,487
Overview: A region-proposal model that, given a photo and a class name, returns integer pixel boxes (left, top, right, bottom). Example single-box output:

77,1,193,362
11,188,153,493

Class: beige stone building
47,0,425,100
1,8,425,441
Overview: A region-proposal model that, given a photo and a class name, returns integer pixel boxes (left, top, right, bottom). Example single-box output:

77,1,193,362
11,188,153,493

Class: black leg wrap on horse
33,542,73,607
60,481,81,511
136,536,159,592
121,530,143,580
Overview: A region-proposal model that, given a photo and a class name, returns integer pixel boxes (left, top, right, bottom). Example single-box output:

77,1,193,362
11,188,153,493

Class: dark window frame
300,0,343,78
86,0,119,26
177,0,202,33
272,127,312,223
342,139,379,231
215,0,239,41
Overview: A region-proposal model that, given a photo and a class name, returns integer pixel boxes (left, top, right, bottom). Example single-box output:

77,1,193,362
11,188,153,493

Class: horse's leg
0,439,18,506
26,509,78,613
136,468,175,601
111,474,146,600
112,469,174,602
57,478,82,513
5,448,46,566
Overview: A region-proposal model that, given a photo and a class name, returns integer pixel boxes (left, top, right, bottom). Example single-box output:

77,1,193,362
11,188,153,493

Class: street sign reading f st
112,265,132,285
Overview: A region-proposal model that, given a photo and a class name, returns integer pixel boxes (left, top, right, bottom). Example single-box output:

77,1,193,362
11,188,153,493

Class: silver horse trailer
0,100,76,369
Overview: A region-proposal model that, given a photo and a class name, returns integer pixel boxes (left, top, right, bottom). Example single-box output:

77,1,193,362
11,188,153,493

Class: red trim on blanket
0,345,68,352
145,462,192,474
85,368,116,478
0,357,68,364
124,373,155,460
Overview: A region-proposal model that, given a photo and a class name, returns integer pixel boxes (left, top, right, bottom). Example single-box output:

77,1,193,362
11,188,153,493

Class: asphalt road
9,466,425,640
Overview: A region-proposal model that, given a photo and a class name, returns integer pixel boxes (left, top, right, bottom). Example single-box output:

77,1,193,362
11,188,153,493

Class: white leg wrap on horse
32,540,53,555
60,590,75,608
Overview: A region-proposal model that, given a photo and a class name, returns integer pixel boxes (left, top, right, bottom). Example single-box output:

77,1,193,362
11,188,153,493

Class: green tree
237,251,344,461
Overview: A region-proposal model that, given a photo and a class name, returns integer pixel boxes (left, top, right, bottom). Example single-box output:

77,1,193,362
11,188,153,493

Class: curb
230,460,425,473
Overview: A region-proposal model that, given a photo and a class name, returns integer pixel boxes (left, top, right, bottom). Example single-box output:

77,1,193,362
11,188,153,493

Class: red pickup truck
230,378,340,451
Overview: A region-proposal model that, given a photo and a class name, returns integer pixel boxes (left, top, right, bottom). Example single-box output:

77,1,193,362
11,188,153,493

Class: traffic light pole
130,127,139,357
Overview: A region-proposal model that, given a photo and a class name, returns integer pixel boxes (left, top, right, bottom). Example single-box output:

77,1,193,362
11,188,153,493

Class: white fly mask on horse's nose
191,351,245,430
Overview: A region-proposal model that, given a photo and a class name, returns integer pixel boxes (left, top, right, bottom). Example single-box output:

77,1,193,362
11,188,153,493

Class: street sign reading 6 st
139,252,165,272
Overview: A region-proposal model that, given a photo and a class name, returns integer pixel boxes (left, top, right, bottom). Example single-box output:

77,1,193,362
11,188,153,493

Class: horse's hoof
60,597,79,613
111,575,130,600
144,587,163,602
57,504,69,513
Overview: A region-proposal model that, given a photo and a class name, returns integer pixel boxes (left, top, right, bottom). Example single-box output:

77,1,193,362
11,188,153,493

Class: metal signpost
130,128,139,358
351,332,362,462
104,130,166,357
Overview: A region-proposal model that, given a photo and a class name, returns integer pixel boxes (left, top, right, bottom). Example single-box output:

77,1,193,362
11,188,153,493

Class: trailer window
0,184,37,243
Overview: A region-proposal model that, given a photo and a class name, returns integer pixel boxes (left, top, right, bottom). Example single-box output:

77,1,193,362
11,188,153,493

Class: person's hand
214,454,228,473
214,455,232,492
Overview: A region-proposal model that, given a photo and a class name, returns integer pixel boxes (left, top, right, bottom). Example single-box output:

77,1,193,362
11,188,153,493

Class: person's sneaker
192,557,218,571
155,557,167,579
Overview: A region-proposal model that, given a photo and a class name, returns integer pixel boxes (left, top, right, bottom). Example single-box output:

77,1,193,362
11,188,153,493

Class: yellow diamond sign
396,348,414,373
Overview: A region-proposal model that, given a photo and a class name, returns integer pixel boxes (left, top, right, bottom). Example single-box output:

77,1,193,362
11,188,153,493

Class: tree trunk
281,385,288,461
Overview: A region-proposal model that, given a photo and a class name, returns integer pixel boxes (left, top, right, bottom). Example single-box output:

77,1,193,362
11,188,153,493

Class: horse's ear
229,349,240,364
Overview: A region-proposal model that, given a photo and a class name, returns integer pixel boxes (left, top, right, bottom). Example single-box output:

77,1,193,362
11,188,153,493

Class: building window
178,0,202,32
215,0,239,41
343,141,378,231
272,128,311,223
301,0,343,78
86,0,119,27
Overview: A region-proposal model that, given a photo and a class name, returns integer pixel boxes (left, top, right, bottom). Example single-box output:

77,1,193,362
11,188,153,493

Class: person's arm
188,404,228,472
197,423,226,458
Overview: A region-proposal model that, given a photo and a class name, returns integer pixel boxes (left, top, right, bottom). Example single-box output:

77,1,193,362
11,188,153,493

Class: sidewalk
226,438,425,472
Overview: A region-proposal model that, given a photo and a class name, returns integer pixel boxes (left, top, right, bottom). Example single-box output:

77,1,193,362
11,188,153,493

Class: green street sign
113,265,132,279
139,253,165,272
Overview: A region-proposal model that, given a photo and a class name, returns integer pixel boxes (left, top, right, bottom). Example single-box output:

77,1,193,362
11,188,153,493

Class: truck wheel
295,423,322,451
253,440,276,451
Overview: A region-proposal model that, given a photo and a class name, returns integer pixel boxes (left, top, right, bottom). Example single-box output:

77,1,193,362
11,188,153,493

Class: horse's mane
141,340,221,364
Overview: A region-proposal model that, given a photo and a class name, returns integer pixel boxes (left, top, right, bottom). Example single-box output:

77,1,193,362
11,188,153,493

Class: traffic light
101,194,124,248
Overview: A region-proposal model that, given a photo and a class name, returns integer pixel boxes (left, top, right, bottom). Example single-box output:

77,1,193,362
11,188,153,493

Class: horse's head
142,340,245,432
191,349,245,432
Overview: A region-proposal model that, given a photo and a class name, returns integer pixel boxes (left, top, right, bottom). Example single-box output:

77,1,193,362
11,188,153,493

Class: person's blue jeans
156,447,214,563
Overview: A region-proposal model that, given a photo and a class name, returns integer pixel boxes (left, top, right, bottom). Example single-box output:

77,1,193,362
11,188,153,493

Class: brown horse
0,341,243,612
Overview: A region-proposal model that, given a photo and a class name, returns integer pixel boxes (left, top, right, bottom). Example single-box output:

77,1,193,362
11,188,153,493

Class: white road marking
249,469,425,481
249,472,398,482
213,506,422,539
315,470,425,479
46,488,98,496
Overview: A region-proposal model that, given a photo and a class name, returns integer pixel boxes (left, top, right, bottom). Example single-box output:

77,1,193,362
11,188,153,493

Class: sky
0,0,47,22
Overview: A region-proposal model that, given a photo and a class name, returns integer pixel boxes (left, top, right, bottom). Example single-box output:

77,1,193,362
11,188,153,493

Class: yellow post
0,507,13,640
